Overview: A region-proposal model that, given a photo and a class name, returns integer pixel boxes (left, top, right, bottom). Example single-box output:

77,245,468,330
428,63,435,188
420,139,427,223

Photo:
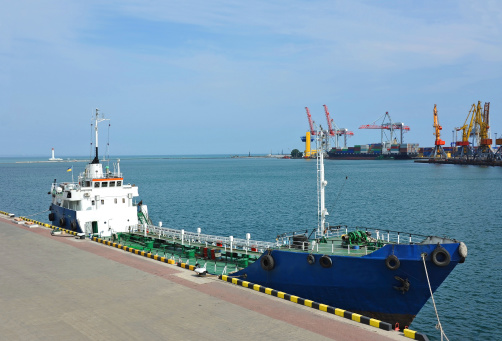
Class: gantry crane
430,104,447,159
323,104,354,149
359,112,410,145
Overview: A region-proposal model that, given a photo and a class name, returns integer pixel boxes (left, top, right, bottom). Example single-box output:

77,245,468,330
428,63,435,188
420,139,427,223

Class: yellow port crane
430,104,447,159
456,102,479,157
474,102,493,159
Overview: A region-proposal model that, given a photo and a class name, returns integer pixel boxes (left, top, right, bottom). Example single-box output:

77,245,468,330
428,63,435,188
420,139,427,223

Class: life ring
48,213,55,221
70,220,77,231
307,254,315,265
319,255,332,268
260,254,275,271
385,254,400,270
59,217,66,227
431,247,450,267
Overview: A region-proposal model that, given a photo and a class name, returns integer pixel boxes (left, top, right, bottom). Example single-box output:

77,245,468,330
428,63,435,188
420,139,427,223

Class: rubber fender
260,254,275,271
458,242,468,259
48,213,55,221
59,217,66,227
319,255,332,268
307,254,315,265
431,247,451,267
70,220,77,231
385,254,400,270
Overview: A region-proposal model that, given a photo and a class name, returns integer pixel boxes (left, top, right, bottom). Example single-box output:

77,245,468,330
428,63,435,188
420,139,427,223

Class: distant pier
414,158,502,166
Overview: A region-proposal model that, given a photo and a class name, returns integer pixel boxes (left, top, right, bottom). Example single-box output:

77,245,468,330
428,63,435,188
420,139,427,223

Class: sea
0,155,500,341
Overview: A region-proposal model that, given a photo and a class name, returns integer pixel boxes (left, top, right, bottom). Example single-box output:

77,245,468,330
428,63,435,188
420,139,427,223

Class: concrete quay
0,216,410,341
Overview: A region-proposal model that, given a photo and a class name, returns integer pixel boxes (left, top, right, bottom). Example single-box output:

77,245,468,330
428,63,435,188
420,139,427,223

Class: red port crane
359,112,410,145
305,107,316,136
323,104,354,148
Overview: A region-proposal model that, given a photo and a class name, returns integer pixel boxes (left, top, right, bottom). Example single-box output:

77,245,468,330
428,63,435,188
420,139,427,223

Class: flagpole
72,164,74,183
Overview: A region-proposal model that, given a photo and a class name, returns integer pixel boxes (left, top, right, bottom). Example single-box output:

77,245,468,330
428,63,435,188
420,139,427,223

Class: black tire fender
431,247,451,267
385,254,400,270
70,220,77,231
307,254,315,265
59,217,66,227
261,254,275,271
319,255,332,268
48,213,55,221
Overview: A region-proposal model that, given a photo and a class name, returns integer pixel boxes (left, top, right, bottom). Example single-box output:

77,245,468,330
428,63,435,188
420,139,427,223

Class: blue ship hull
49,204,82,233
233,242,461,328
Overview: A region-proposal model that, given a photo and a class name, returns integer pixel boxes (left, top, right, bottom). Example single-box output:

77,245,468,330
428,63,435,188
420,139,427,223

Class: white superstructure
49,110,139,237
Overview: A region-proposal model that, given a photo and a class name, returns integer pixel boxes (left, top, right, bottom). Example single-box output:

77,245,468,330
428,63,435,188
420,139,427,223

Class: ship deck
105,228,385,276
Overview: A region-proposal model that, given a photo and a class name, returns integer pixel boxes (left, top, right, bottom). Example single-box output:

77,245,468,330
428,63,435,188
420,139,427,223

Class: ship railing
133,224,278,253
277,225,442,249
322,225,440,245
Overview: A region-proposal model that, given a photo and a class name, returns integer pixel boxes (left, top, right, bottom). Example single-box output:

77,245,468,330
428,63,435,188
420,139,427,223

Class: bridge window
102,182,108,188
117,181,122,186
94,182,100,188
110,181,115,187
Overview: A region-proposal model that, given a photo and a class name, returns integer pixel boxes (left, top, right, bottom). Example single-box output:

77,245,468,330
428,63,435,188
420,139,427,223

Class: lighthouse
48,148,63,161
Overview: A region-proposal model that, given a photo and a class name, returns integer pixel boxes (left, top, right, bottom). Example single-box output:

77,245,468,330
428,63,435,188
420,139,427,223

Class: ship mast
91,109,110,164
317,128,329,235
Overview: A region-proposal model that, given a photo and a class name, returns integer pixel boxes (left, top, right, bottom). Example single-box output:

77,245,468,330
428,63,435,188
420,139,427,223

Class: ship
327,142,419,160
48,112,467,330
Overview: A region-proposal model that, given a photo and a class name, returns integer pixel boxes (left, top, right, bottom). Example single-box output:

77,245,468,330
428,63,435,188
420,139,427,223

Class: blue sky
2,0,501,156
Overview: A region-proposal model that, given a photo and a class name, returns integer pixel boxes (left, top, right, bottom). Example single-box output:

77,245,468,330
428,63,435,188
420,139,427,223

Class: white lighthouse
48,148,63,161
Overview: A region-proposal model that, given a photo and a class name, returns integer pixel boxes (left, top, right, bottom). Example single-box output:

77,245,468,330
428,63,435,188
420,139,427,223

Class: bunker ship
48,112,466,330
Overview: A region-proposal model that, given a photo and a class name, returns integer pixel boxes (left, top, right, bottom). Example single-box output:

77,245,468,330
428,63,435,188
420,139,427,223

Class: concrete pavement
0,216,409,341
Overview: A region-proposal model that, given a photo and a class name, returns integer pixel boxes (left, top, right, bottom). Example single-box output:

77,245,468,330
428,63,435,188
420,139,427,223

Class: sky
2,0,501,157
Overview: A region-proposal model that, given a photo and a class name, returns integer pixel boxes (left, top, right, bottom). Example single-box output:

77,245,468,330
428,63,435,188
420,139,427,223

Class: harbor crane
455,102,477,157
301,107,316,158
305,107,316,136
323,104,354,148
455,101,493,159
474,102,494,159
430,104,447,159
359,112,410,145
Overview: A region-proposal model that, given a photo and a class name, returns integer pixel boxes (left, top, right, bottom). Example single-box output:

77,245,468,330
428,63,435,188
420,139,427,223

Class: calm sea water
1,156,501,340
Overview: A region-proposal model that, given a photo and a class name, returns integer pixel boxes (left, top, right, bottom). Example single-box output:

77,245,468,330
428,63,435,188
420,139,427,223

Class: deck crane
323,104,354,149
359,112,410,146
430,104,447,159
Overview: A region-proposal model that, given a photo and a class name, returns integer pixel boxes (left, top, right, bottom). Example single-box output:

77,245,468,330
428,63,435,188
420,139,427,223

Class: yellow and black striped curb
403,329,429,341
91,237,199,270
219,275,393,331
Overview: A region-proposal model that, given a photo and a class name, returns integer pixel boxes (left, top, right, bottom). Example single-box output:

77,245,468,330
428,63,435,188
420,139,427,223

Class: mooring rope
421,253,450,341
23,209,49,218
